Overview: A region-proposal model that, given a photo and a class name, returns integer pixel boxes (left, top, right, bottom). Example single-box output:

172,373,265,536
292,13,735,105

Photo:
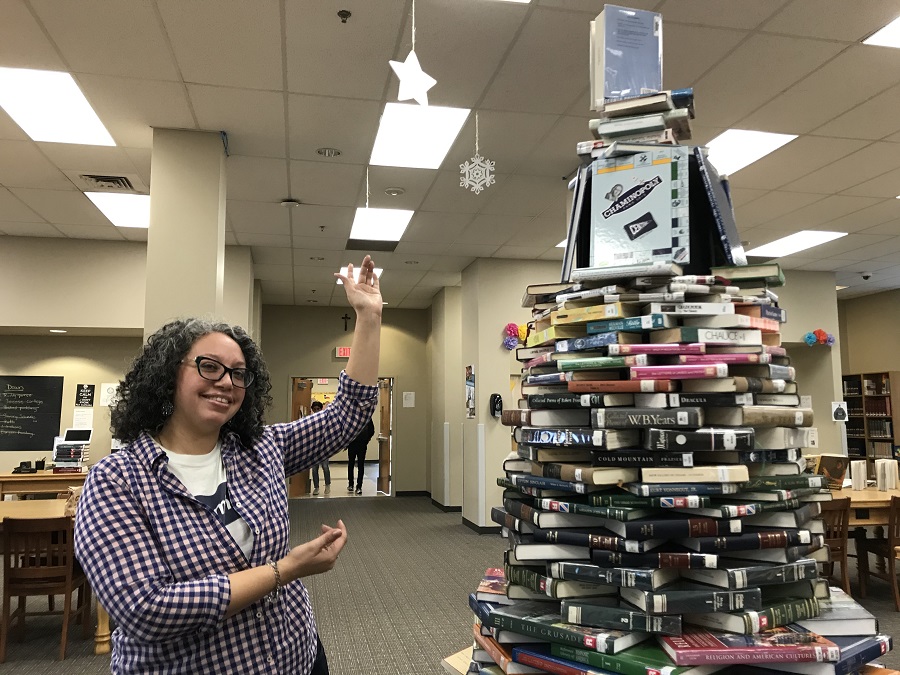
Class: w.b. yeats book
591,406,704,429
681,558,819,590
620,583,762,615
658,625,839,666
684,597,820,635
486,602,650,654
561,599,682,635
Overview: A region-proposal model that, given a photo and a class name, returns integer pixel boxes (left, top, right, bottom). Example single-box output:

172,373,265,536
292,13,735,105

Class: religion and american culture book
658,625,840,666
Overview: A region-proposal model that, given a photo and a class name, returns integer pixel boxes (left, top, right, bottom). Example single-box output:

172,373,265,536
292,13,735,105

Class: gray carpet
3,498,900,673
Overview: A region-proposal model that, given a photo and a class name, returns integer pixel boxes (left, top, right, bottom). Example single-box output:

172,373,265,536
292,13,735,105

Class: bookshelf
841,371,900,464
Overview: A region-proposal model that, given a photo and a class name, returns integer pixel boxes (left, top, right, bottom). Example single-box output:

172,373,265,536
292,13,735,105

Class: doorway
289,376,393,498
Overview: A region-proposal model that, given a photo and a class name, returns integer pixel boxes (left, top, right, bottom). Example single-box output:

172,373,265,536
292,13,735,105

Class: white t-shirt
162,441,255,559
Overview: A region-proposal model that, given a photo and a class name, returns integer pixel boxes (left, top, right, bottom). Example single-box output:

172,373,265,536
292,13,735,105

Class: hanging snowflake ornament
460,112,495,194
460,153,495,194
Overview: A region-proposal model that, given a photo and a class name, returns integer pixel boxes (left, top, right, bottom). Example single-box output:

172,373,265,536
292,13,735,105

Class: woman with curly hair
74,256,382,675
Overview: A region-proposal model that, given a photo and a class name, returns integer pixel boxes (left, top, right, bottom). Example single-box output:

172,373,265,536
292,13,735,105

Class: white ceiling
3,0,900,307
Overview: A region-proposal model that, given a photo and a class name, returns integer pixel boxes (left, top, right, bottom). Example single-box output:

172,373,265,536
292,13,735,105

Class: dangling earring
162,401,174,417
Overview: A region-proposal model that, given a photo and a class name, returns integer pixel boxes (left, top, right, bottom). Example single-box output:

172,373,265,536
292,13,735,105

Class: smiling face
168,331,247,439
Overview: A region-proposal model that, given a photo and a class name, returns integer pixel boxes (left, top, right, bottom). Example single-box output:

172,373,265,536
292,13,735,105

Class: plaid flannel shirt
75,371,378,674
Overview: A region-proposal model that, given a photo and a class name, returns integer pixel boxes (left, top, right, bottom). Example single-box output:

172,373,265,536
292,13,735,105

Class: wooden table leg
875,525,886,575
95,601,111,655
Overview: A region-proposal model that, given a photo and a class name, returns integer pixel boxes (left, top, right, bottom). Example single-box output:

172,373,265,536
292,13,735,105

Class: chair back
888,495,900,548
2,517,76,592
820,497,850,546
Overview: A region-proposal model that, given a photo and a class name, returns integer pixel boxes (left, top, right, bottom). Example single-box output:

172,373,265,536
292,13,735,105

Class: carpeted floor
3,497,900,673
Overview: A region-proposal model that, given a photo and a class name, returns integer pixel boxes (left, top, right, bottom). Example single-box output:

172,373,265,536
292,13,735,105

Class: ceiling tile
32,0,179,80
0,141,73,190
814,83,900,140
761,0,900,41
157,0,283,90
232,232,292,248
761,194,883,230
364,166,436,211
253,264,293,282
227,156,288,202
841,166,900,199
419,270,461,287
290,205,355,239
727,187,769,207
663,24,748,87
781,142,900,194
0,0,67,70
446,242,501,258
519,116,593,180
478,174,565,217
251,246,293,266
52,223,125,240
458,214,536,247
290,235,348,251
9,188,107,226
291,249,345,268
118,227,147,242
123,148,152,185
0,188,44,222
420,170,491,213
538,0,658,11
260,280,293,295
227,201,290,235
35,144,141,178
0,107,29,142
495,244,559,259
189,85,286,158
0,221,63,237
658,0,788,29
289,160,365,208
735,191,827,229
288,95,381,165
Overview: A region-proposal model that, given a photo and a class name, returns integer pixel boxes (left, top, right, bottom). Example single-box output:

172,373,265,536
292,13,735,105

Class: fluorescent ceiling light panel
336,266,384,285
370,102,470,169
706,129,797,176
744,230,847,258
350,207,414,241
557,239,567,248
864,16,900,48
86,192,150,228
493,0,531,3
0,67,115,145
836,285,848,291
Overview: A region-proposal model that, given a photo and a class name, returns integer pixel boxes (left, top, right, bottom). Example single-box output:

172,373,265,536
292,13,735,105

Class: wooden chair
857,495,900,611
819,496,851,594
0,517,92,662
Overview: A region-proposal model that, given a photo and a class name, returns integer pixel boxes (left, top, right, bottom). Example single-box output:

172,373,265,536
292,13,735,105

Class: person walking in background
347,418,375,495
74,256,382,675
309,401,331,495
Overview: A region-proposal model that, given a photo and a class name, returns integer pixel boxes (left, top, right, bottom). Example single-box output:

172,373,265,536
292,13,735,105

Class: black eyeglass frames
187,356,256,388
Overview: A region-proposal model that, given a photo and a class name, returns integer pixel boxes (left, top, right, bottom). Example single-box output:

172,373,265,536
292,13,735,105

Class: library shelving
841,371,899,464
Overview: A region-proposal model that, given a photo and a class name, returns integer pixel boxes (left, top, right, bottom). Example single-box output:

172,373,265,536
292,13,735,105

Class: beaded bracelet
266,558,281,601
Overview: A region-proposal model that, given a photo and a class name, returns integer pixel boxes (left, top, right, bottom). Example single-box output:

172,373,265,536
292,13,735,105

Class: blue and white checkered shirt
75,371,378,674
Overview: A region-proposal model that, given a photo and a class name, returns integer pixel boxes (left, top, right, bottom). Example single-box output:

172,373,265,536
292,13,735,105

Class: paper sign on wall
832,402,848,423
403,392,415,408
75,383,95,407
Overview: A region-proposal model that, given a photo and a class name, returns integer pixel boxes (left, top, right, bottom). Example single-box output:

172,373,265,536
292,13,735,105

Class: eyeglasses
186,356,255,389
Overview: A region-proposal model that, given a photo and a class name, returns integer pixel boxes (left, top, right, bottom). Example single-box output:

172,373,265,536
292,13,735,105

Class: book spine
511,474,588,493
686,530,812,553
486,610,621,654
679,353,768,364
644,428,755,451
592,407,704,429
661,641,834,666
513,648,595,675
630,482,740,496
589,450,693,467
631,364,729,380
622,517,739,539
551,562,662,591
569,379,675,393
647,302,735,315
516,427,602,447
471,627,512,670
590,550,716,569
830,636,892,675
559,354,646,371
626,587,763,614
607,342,706,355
541,499,636,521
585,313,668,334
641,466,747,483
561,601,682,635
527,394,585,408
668,392,753,407
557,331,627,351
741,475,826,490
549,645,640,675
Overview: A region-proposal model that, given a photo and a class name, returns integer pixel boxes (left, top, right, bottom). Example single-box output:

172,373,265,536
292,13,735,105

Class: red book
568,380,676,393
607,343,706,355
676,353,769,364
630,364,728,380
659,625,839,666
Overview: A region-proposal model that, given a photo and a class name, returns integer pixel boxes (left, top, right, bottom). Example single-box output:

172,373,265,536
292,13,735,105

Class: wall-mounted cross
341,313,352,331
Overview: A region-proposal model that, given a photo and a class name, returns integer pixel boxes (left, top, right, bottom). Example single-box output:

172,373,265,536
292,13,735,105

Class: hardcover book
704,406,813,428
645,427,755,451
625,482,742,497
550,641,720,675
501,408,592,428
620,583,763,614
794,587,878,637
504,563,616,601
775,635,892,675
658,625,839,666
581,313,675,335
681,558,820,589
534,527,664,554
591,406,704,429
683,597,820,635
550,561,679,591
650,326,762,345
640,465,749,484
561,599,682,635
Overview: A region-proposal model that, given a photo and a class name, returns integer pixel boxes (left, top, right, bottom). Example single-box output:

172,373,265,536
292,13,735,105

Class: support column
144,129,226,339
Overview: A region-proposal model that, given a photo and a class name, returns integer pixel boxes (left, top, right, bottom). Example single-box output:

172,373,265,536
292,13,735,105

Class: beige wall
0,335,141,472
260,304,430,493
428,286,463,506
778,270,843,454
461,258,562,526
839,289,900,374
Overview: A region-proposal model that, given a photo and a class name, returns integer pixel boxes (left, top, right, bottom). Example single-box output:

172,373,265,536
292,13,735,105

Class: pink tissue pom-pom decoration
505,322,519,338
503,335,519,350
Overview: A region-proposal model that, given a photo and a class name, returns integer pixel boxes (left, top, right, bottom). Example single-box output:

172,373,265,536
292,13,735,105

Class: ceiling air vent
80,174,135,191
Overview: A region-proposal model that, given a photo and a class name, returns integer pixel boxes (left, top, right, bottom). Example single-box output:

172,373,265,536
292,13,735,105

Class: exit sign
335,346,351,359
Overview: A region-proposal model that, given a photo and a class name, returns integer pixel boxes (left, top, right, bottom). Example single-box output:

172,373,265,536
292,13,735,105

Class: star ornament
388,50,436,106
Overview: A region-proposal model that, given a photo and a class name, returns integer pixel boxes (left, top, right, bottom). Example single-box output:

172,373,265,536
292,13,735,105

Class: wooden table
0,497,110,656
0,470,87,500
844,487,900,526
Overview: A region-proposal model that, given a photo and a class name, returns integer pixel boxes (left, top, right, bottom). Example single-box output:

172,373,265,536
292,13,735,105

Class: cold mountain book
549,641,723,675
591,406,704,429
684,598,820,635
561,599,681,635
775,635,892,675
658,625,839,666
530,462,639,486
588,449,695,468
639,465,749,483
794,587,878,636
550,561,679,591
645,427,755,451
501,408,592,427
620,583,763,614
681,559,819,590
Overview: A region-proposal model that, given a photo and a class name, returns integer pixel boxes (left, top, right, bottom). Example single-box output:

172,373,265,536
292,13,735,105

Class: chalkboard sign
0,376,64,451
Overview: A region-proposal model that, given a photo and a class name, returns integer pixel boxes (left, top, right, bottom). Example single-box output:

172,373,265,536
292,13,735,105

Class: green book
552,640,716,675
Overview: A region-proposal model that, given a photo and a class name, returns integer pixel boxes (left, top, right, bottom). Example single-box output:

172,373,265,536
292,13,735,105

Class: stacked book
463,263,893,675
53,441,89,473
